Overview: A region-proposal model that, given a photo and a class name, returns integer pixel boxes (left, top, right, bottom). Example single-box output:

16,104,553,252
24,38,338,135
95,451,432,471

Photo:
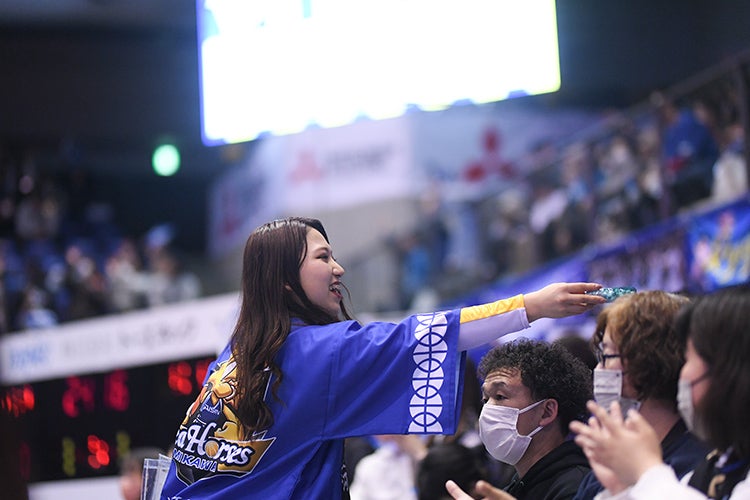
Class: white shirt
595,463,750,499
349,444,418,500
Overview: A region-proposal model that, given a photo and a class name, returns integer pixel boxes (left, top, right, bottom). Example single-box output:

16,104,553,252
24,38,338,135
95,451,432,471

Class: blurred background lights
152,143,181,176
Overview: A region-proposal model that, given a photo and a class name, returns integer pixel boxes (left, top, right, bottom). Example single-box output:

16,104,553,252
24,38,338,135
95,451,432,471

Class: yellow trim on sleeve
459,294,525,324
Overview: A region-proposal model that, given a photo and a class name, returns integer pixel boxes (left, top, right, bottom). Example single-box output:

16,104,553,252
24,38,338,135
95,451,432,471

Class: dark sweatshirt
505,440,591,500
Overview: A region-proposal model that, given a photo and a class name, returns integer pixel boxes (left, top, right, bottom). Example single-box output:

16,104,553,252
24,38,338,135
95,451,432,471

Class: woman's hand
572,411,628,494
524,282,605,323
570,401,663,488
445,480,516,500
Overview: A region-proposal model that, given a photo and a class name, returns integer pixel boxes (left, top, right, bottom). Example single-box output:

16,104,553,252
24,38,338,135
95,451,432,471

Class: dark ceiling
1,0,750,251
0,0,207,176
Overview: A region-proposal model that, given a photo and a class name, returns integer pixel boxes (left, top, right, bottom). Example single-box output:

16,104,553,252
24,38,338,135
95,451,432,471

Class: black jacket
505,440,591,500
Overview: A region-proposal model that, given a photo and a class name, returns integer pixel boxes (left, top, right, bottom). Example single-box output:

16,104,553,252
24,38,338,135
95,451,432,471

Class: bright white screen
197,0,561,145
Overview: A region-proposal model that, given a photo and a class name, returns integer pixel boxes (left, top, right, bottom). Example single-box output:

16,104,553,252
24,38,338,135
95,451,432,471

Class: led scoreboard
0,293,237,484
3,357,215,482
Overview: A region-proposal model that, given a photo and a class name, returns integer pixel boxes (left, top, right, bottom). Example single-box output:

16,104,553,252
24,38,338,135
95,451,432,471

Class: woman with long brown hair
161,216,604,500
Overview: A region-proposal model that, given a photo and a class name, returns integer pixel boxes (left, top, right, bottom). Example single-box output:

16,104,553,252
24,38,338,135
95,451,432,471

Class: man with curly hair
449,338,595,499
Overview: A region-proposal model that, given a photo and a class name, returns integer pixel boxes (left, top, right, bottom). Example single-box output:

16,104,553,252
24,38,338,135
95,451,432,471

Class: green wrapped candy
585,286,637,302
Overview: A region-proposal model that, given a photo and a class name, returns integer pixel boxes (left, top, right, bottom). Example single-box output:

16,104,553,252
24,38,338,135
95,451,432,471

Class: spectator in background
550,141,594,258
632,124,664,225
417,442,488,500
144,250,201,307
657,94,720,211
0,240,26,333
0,149,207,335
15,285,58,330
483,189,535,278
395,230,432,311
442,199,486,286
14,190,46,242
349,434,425,500
561,142,594,207
119,447,165,500
553,333,598,372
344,437,376,486
595,133,640,222
528,174,568,262
711,120,747,204
105,237,148,313
416,186,449,279
14,178,61,245
62,242,109,321
139,223,202,307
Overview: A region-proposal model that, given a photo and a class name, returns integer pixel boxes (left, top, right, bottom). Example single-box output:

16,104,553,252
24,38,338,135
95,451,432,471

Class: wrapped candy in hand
585,286,637,302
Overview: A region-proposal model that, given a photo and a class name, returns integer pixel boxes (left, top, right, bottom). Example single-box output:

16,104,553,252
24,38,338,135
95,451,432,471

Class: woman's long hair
231,217,352,438
675,284,750,458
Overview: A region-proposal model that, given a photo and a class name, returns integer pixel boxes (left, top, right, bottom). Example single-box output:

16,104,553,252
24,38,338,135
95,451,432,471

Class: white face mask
593,368,641,415
677,376,708,441
677,378,696,432
478,399,546,465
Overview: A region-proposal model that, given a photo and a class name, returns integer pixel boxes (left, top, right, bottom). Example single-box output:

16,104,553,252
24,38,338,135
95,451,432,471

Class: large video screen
197,0,561,146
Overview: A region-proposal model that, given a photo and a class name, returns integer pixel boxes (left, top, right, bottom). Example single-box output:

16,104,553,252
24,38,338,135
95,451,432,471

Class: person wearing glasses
571,285,750,499
572,290,708,500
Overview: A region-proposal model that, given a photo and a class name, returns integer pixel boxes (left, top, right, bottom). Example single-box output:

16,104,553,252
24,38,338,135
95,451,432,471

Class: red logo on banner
462,126,516,182
289,150,323,184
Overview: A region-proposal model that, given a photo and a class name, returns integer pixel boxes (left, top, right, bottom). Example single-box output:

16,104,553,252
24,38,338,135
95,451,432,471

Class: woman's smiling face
299,228,345,318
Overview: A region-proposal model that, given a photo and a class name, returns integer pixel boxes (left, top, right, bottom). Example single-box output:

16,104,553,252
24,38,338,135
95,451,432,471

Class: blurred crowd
0,156,201,335
344,285,750,500
2,57,748,332
391,68,748,311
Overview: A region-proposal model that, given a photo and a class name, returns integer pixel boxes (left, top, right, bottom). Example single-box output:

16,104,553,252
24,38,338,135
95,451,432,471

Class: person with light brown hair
573,291,708,499
572,284,750,498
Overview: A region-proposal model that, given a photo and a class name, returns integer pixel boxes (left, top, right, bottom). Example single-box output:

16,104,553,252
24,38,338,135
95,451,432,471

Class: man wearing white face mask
474,339,593,499
574,291,709,500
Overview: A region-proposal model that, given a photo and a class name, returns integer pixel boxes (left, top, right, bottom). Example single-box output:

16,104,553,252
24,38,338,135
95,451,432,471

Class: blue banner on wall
448,196,750,353
686,198,750,292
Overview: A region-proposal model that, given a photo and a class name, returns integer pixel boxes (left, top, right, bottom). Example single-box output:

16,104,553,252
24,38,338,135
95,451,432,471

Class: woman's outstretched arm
457,282,604,351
